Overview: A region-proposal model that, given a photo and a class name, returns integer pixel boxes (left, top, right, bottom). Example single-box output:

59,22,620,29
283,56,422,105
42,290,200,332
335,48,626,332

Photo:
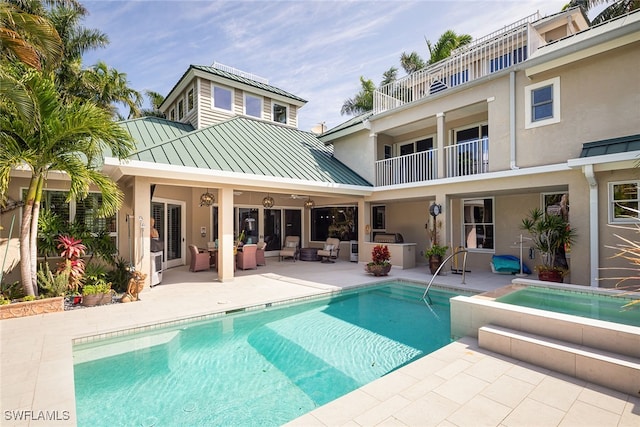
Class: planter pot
538,269,564,283
366,264,391,276
81,293,103,307
429,255,443,275
0,297,64,320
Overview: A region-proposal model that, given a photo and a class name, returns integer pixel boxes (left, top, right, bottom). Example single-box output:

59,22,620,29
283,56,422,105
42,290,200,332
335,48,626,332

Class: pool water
73,283,466,426
496,286,640,327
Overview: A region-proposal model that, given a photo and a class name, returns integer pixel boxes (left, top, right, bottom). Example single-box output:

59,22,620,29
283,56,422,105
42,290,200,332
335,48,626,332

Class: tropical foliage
521,208,576,273
564,0,640,25
0,0,138,296
369,244,391,266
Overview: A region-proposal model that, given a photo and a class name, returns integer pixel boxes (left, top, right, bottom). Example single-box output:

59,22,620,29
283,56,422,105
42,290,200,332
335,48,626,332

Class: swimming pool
73,282,470,426
496,285,640,327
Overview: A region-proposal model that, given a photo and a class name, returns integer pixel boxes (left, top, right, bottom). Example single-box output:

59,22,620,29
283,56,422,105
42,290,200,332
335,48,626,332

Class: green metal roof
161,65,307,110
580,134,640,157
320,112,373,141
127,117,372,187
119,116,195,151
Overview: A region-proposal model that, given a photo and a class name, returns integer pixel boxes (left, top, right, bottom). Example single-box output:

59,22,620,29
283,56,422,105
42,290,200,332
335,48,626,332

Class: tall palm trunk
18,174,43,296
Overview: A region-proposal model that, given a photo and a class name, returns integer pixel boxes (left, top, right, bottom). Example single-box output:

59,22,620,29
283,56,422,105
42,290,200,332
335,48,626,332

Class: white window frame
212,84,234,112
244,93,263,118
525,76,561,129
273,102,288,124
461,197,495,252
169,108,175,121
187,87,194,112
609,181,640,223
177,99,184,119
394,134,436,157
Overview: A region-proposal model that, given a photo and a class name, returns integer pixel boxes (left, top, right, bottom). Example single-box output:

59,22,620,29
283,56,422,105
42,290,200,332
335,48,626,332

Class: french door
151,199,186,268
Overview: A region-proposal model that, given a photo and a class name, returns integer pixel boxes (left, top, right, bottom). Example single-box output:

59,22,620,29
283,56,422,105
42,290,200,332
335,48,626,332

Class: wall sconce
262,194,275,208
304,197,315,209
199,189,215,207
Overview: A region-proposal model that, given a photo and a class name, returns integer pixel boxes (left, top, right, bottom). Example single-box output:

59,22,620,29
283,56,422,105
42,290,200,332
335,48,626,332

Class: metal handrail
422,248,468,305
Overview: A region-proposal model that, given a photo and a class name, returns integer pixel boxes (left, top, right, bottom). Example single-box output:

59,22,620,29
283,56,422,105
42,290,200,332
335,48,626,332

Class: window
245,94,262,118
177,100,184,119
169,108,175,121
372,205,385,230
463,198,494,250
310,207,357,241
26,189,117,255
525,77,560,129
273,103,287,124
396,136,434,157
187,88,194,111
384,145,392,159
490,46,527,72
610,181,640,223
213,85,233,111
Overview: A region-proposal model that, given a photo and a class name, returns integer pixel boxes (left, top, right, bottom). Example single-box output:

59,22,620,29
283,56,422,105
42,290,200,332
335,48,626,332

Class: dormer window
245,94,262,118
187,88,194,111
178,99,184,119
169,108,175,120
273,103,287,124
213,85,233,111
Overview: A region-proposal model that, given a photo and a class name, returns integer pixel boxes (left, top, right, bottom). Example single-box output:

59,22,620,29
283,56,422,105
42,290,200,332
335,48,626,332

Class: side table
299,247,320,261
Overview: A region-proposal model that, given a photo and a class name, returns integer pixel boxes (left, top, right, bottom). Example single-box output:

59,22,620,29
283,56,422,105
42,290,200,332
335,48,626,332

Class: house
3,8,639,288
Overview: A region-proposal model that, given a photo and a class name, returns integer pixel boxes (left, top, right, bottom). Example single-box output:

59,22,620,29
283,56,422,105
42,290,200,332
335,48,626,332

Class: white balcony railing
375,149,437,186
375,138,489,186
373,12,540,115
445,138,489,178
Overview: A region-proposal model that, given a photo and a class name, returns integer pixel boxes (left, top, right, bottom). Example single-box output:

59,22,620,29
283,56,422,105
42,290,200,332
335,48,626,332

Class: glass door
284,209,302,245
151,199,185,268
263,209,282,251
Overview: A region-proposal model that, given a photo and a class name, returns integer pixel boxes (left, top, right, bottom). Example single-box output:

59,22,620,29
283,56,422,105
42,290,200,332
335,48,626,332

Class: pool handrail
422,248,468,305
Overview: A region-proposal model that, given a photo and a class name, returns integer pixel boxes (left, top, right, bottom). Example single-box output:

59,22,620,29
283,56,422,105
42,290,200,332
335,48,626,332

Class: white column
217,187,235,282
132,176,151,289
436,112,446,179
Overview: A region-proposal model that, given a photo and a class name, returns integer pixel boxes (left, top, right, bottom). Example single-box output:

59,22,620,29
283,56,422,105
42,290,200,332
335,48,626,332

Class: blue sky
82,0,579,132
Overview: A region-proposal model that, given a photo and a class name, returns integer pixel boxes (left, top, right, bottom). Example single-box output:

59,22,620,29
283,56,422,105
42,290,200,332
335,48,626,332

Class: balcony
375,138,489,186
373,12,542,115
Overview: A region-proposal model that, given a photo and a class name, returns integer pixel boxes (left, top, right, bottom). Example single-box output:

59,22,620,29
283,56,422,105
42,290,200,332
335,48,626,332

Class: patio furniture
280,236,300,261
299,247,320,261
317,238,340,263
237,244,258,270
256,241,267,266
189,245,210,272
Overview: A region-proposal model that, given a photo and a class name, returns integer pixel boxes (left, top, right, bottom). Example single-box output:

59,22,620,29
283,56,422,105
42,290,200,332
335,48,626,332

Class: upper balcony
373,12,543,115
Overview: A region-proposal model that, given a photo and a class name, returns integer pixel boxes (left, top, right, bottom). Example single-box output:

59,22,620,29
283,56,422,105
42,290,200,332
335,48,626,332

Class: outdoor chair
189,245,210,272
237,244,258,270
256,241,267,266
280,236,300,261
317,238,340,263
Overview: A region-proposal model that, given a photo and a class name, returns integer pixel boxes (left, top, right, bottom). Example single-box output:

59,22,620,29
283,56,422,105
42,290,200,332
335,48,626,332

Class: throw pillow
323,244,334,251
287,241,297,248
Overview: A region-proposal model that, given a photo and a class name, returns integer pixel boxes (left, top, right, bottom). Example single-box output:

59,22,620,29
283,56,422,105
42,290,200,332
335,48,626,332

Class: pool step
478,324,640,396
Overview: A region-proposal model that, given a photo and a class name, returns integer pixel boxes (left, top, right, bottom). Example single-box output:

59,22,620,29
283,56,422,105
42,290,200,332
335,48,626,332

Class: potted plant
521,208,576,282
365,245,392,276
425,244,448,275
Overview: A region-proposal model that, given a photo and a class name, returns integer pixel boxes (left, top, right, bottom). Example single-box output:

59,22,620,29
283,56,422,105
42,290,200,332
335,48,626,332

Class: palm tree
564,0,639,25
0,1,63,70
381,67,398,86
0,70,135,296
81,61,142,119
426,30,472,64
400,51,426,74
340,76,375,115
140,90,166,118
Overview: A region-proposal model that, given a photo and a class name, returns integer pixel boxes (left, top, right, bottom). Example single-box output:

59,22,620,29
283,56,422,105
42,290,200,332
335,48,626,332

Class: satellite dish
310,122,326,135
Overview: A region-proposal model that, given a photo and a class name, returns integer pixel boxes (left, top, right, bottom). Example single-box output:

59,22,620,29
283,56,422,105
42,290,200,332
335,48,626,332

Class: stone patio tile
480,373,535,408
527,374,585,412
304,389,379,426
502,397,566,427
360,370,418,401
464,354,514,383
619,395,640,427
353,395,412,426
577,382,630,414
375,416,410,426
433,358,473,380
393,391,460,426
559,400,621,427
505,361,550,385
446,394,511,427
433,371,490,405
400,374,446,401
398,354,448,380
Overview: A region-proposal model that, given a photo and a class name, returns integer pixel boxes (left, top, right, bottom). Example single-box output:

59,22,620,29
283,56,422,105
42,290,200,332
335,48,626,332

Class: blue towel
492,255,531,274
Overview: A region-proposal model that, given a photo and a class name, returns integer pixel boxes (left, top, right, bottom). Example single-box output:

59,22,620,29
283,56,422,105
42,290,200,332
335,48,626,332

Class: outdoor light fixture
199,189,215,207
262,194,275,208
304,197,315,209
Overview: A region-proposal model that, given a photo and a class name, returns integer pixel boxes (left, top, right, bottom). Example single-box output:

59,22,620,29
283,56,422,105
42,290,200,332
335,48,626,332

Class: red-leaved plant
369,244,391,266
56,236,86,293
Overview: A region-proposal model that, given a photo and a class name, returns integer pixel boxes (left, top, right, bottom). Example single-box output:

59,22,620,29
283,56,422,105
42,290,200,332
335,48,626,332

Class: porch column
132,176,151,289
358,199,369,263
217,187,235,282
436,112,446,179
